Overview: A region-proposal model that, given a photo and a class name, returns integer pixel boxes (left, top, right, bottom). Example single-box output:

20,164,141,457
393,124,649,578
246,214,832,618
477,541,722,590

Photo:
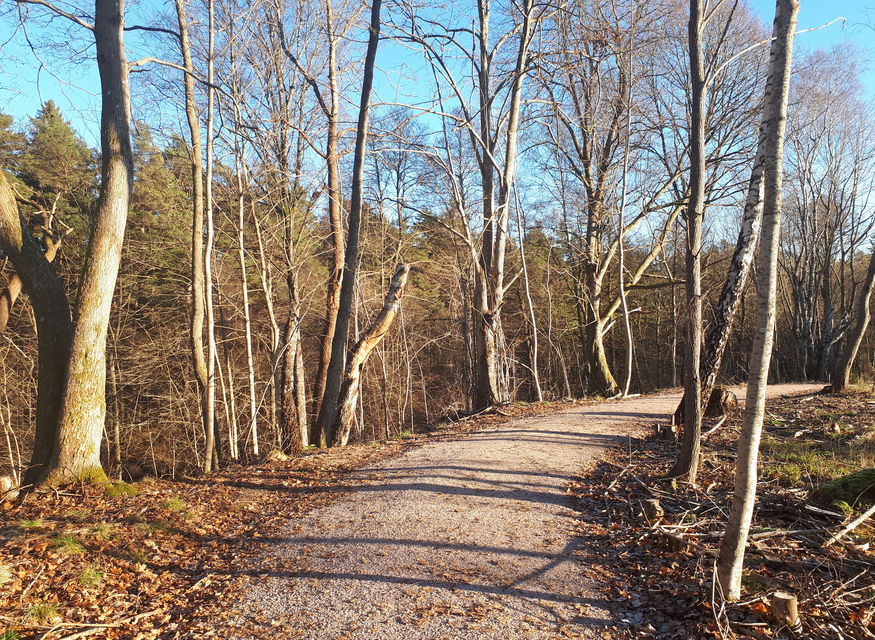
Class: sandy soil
233,383,821,640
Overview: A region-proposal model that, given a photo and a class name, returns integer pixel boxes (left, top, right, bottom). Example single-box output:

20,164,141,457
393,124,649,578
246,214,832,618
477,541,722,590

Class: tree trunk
669,0,706,483
280,273,308,450
311,0,344,443
832,250,875,390
316,0,382,446
673,102,767,423
472,0,535,409
173,0,210,473
43,0,133,485
514,190,542,402
0,173,73,489
717,0,798,601
232,132,259,458
585,318,619,397
0,237,62,333
202,0,218,472
333,264,410,446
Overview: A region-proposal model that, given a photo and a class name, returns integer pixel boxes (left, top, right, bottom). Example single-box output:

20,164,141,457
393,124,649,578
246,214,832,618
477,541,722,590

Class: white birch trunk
717,0,799,601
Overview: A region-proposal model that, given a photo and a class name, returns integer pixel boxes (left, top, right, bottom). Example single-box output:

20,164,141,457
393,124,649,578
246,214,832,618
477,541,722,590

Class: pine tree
18,101,92,207
0,113,24,170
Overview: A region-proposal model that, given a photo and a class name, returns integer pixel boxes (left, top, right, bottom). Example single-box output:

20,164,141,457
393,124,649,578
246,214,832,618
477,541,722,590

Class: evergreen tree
18,101,93,207
130,124,188,225
0,113,24,171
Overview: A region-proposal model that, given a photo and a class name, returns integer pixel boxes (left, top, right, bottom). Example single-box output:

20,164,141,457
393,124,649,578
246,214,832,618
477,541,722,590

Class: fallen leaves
2,401,566,639
570,390,874,640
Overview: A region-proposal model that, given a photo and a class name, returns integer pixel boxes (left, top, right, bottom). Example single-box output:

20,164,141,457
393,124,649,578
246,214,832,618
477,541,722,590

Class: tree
41,0,135,485
0,113,25,170
316,0,383,445
332,262,410,446
669,0,706,483
0,171,73,488
17,101,92,212
274,0,350,442
832,250,875,391
717,0,799,601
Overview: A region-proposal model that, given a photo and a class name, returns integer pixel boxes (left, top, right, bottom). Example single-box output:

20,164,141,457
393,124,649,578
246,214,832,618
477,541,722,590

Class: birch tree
717,0,799,600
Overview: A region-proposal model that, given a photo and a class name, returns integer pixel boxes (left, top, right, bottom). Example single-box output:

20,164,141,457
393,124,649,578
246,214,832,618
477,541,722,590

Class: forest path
234,383,820,639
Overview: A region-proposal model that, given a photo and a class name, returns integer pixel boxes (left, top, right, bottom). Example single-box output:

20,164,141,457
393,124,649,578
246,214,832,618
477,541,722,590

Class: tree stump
642,498,664,521
772,592,801,631
705,387,738,417
0,475,17,501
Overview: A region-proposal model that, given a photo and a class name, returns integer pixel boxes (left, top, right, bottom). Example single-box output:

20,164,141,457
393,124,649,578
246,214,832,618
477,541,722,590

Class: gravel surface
233,384,820,639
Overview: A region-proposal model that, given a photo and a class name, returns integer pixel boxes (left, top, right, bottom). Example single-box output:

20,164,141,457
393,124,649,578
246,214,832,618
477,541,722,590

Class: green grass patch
17,518,43,530
52,534,86,555
1,630,20,640
63,509,89,521
741,572,769,592
127,549,150,564
162,496,186,512
78,565,103,587
105,482,139,498
26,602,59,624
136,520,167,534
87,522,114,540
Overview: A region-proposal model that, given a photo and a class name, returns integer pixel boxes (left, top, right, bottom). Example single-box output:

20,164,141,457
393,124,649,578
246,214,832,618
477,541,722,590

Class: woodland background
0,0,872,480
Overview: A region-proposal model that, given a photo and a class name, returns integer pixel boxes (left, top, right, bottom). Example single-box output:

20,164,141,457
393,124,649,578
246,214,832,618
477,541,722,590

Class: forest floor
3,382,871,640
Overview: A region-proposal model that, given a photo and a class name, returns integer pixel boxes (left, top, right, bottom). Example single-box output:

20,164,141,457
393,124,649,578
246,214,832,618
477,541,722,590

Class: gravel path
234,384,820,639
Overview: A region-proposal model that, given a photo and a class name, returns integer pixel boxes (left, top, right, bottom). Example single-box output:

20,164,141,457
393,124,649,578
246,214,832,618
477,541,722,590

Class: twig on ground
823,502,875,548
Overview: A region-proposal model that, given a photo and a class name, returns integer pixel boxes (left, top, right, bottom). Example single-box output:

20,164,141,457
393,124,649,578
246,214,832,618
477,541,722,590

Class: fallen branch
702,415,727,439
823,502,875,548
46,609,163,640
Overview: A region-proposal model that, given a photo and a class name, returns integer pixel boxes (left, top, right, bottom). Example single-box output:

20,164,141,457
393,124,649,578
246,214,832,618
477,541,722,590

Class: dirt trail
234,383,820,639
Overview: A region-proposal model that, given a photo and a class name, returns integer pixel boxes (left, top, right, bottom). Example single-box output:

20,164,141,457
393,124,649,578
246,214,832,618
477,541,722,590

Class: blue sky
747,0,875,92
0,1,873,146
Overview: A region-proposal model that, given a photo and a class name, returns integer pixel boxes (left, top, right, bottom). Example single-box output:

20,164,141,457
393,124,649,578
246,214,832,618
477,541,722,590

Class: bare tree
173,0,211,470
832,249,875,391
316,0,382,445
36,0,134,484
717,0,799,601
0,172,72,488
669,0,706,483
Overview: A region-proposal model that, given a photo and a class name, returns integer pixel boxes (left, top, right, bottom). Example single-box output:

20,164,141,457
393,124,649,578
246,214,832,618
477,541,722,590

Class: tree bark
717,0,799,601
0,237,61,333
472,0,535,409
673,113,766,423
669,0,706,483
173,0,210,472
0,173,73,488
316,0,382,446
831,250,875,391
311,0,344,443
202,0,218,472
332,263,410,446
43,0,133,485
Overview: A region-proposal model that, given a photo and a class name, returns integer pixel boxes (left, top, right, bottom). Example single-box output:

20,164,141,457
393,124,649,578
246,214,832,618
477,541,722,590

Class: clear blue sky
747,0,875,93
0,1,873,146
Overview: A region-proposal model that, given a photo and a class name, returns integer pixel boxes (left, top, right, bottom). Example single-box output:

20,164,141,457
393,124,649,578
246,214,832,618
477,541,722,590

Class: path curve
234,383,820,639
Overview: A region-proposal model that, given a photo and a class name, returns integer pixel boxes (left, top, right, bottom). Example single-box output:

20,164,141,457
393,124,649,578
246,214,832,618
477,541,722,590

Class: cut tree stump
771,591,801,631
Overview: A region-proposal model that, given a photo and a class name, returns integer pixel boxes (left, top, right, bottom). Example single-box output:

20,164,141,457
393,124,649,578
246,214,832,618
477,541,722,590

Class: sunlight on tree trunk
717,0,799,601
43,0,133,486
